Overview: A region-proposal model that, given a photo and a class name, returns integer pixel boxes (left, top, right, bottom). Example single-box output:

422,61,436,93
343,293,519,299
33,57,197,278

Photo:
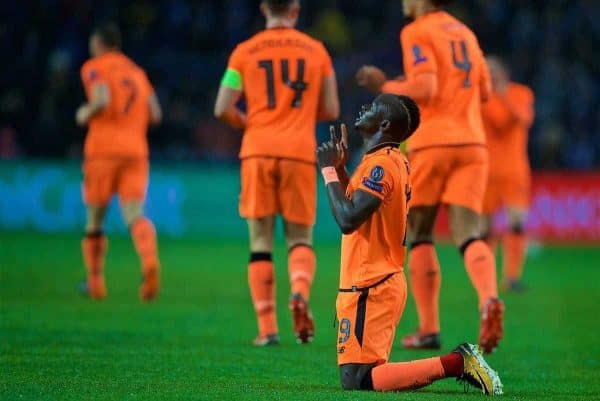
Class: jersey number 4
450,41,472,88
258,59,308,109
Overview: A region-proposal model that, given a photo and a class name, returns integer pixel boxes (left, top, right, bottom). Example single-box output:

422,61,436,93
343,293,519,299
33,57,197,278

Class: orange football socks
288,244,316,301
371,357,447,391
131,217,160,300
82,232,108,299
248,253,278,337
503,232,527,282
462,239,498,308
131,217,160,273
408,242,441,334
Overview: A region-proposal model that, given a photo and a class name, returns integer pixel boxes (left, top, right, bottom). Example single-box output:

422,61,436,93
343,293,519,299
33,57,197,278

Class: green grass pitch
1,232,599,400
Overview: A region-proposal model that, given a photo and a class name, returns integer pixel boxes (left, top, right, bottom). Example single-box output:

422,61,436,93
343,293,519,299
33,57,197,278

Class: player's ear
380,119,391,132
259,2,269,18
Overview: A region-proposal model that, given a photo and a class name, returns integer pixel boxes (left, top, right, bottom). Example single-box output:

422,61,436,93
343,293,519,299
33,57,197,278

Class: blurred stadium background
0,0,598,240
1,1,599,400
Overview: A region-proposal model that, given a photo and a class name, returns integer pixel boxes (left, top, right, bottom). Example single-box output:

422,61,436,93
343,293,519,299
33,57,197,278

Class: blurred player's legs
403,146,503,354
247,217,279,345
82,206,108,299
240,158,317,345
81,158,159,301
502,208,527,291
285,221,315,343
482,175,530,292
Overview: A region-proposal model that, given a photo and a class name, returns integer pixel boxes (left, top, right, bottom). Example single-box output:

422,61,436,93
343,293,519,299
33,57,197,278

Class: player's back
483,82,534,177
81,51,153,158
229,28,334,162
403,11,488,151
340,147,410,288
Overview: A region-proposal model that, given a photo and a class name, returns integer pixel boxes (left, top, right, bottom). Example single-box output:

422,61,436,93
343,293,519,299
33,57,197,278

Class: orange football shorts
239,157,316,226
82,158,149,206
408,145,488,213
482,171,531,214
336,273,407,366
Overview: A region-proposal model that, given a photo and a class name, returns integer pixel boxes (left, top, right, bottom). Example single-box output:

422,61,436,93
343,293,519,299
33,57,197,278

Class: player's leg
338,274,503,394
247,216,278,345
444,146,503,354
481,177,501,253
502,206,528,291
81,159,113,299
402,148,447,349
240,158,279,345
402,205,442,349
118,159,160,301
279,159,317,343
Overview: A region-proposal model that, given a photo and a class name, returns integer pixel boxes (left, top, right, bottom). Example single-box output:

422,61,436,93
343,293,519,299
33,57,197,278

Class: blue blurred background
0,1,598,239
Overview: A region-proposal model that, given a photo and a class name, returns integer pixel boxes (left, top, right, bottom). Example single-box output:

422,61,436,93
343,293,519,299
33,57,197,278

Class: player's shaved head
355,94,420,143
92,23,122,50
262,0,299,16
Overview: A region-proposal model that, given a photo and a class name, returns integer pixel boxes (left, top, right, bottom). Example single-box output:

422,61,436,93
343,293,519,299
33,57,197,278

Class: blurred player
214,0,339,345
481,56,535,292
76,23,162,301
356,0,504,353
316,94,502,395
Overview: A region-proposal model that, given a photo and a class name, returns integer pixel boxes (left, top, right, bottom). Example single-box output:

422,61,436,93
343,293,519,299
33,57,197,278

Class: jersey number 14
258,59,308,109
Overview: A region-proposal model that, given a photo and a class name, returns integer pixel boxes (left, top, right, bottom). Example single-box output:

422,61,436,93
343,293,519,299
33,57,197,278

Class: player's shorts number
121,78,138,114
450,40,472,88
258,59,308,109
339,318,351,344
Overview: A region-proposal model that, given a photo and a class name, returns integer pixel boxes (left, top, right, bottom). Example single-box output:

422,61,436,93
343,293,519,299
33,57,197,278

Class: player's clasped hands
316,124,349,169
356,65,387,93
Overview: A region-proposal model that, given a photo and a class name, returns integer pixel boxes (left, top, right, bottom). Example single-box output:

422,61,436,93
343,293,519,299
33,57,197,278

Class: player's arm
317,47,340,121
75,83,109,126
317,128,382,234
214,82,246,130
148,93,162,125
357,28,437,103
503,88,535,127
318,74,340,121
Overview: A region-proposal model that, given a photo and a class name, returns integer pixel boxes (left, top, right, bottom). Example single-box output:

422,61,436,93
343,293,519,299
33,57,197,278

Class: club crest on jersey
412,45,428,66
370,166,385,182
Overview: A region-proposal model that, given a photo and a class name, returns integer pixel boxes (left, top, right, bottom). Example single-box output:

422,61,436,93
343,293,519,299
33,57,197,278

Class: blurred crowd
1,0,598,168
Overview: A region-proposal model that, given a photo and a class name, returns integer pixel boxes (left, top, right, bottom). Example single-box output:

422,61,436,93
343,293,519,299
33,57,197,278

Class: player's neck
266,18,295,29
415,3,440,18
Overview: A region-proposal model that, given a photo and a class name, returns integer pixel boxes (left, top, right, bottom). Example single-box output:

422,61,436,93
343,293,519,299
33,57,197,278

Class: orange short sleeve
355,156,397,200
401,25,437,78
319,43,335,77
227,45,245,73
80,61,105,96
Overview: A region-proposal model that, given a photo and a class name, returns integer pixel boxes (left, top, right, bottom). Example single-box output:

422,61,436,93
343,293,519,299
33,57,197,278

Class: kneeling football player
316,94,502,395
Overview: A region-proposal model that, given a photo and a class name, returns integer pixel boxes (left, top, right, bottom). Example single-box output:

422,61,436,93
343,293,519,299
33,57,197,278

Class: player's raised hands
317,124,347,169
356,65,387,93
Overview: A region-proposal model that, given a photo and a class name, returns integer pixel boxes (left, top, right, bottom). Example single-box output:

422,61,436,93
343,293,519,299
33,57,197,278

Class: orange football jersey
483,82,535,178
80,51,154,158
339,146,411,289
392,11,491,151
227,28,334,163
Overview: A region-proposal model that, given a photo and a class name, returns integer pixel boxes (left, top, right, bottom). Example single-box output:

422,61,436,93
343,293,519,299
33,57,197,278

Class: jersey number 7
121,78,138,114
258,59,308,109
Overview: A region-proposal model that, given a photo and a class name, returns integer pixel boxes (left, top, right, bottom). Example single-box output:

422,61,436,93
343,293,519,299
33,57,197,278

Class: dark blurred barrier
1,161,598,242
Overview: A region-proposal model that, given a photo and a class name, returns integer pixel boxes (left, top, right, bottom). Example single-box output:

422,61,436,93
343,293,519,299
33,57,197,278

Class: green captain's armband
221,68,242,90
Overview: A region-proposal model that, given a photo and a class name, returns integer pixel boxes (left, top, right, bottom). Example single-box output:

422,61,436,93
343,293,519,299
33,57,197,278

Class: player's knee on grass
339,363,375,391
408,205,438,243
86,206,107,233
283,221,313,249
121,202,144,227
448,204,483,247
247,217,275,252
